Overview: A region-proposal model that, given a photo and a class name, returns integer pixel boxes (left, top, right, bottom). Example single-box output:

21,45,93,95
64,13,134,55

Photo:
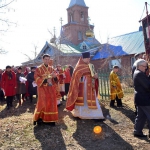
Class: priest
66,52,104,120
33,54,58,126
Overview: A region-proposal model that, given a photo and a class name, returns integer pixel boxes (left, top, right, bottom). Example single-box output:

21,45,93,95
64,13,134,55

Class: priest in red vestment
33,54,58,126
66,52,104,120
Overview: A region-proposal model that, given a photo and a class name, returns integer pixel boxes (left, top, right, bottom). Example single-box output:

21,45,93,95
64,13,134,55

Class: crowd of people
0,66,38,108
0,60,73,111
0,51,150,139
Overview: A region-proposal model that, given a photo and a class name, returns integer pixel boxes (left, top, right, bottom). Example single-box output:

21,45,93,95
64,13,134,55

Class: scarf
6,71,13,80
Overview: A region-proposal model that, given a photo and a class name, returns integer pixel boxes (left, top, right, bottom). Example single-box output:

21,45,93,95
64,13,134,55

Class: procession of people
0,52,150,139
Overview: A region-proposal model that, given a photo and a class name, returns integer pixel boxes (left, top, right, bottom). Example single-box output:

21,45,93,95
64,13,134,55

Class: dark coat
1,71,16,96
27,71,37,95
16,73,26,94
133,69,150,106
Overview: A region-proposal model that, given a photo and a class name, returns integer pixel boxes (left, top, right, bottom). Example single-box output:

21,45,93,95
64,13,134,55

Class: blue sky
0,0,149,69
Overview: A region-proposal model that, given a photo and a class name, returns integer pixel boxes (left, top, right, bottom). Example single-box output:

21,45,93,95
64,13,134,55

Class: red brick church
22,0,101,68
22,0,145,72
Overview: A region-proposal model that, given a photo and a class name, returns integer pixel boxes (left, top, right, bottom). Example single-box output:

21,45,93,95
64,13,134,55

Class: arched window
70,14,73,22
80,12,84,21
78,31,82,40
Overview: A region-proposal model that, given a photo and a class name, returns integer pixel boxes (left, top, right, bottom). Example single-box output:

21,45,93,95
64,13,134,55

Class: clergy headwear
82,52,90,58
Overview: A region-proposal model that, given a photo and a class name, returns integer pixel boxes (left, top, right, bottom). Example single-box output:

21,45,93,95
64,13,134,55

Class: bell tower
62,0,94,45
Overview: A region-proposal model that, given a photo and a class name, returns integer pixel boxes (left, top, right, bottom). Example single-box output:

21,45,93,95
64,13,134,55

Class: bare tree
0,0,17,54
0,0,17,32
21,44,39,65
0,48,7,54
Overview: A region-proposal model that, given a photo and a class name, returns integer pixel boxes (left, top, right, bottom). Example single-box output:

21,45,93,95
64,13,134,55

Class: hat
6,65,11,69
82,52,90,58
31,66,36,70
18,67,22,70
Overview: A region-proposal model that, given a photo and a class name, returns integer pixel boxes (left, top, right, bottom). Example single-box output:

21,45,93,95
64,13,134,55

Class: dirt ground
0,94,150,150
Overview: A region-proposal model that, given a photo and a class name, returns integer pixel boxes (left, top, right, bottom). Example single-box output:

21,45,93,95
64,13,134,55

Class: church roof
51,43,82,56
108,31,145,54
68,0,86,8
92,31,145,60
82,37,101,49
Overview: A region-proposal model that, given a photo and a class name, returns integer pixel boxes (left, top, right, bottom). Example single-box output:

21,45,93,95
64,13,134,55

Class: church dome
86,29,94,37
50,36,56,43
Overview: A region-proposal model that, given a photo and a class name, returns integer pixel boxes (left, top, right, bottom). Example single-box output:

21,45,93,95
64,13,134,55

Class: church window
70,14,73,22
80,12,84,21
78,31,82,40
83,45,87,50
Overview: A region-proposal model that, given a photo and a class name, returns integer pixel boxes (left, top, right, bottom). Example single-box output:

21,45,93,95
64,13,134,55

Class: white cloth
32,82,37,87
19,76,27,83
57,99,61,105
59,84,65,92
72,77,104,119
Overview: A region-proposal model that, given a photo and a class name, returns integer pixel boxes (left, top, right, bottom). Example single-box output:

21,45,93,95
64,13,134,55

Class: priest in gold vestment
109,65,123,107
66,52,104,119
33,54,58,126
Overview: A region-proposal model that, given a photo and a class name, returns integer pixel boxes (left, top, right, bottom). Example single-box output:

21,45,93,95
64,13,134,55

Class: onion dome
86,29,94,37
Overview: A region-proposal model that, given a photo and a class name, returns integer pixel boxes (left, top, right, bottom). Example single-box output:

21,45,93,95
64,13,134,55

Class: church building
22,0,101,67
22,0,145,72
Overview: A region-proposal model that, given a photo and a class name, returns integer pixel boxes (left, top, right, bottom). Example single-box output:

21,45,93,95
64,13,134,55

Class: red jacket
64,70,71,83
0,74,2,88
1,71,16,96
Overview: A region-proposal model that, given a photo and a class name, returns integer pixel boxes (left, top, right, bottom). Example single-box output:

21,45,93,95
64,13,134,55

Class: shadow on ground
0,97,36,118
33,102,134,150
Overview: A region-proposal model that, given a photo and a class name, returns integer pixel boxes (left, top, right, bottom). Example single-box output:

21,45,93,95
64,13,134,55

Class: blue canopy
92,44,128,60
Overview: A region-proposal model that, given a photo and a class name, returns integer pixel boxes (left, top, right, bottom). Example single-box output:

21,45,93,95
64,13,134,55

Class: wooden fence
98,69,134,100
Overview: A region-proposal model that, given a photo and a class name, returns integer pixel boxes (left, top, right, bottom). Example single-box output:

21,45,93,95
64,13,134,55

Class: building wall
63,24,89,45
91,54,135,75
53,55,79,68
22,54,135,76
67,5,89,25
63,5,91,45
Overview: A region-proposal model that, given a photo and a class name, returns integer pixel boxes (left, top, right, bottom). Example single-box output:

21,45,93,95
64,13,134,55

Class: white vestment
72,77,104,119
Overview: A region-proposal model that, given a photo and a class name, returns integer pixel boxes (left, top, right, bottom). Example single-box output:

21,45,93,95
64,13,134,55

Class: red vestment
1,71,16,96
33,64,58,122
66,58,98,111
54,68,65,98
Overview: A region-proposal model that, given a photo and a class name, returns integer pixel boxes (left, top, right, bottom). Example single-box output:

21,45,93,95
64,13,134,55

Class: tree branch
21,53,32,61
0,48,7,54
0,18,17,26
0,0,15,9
